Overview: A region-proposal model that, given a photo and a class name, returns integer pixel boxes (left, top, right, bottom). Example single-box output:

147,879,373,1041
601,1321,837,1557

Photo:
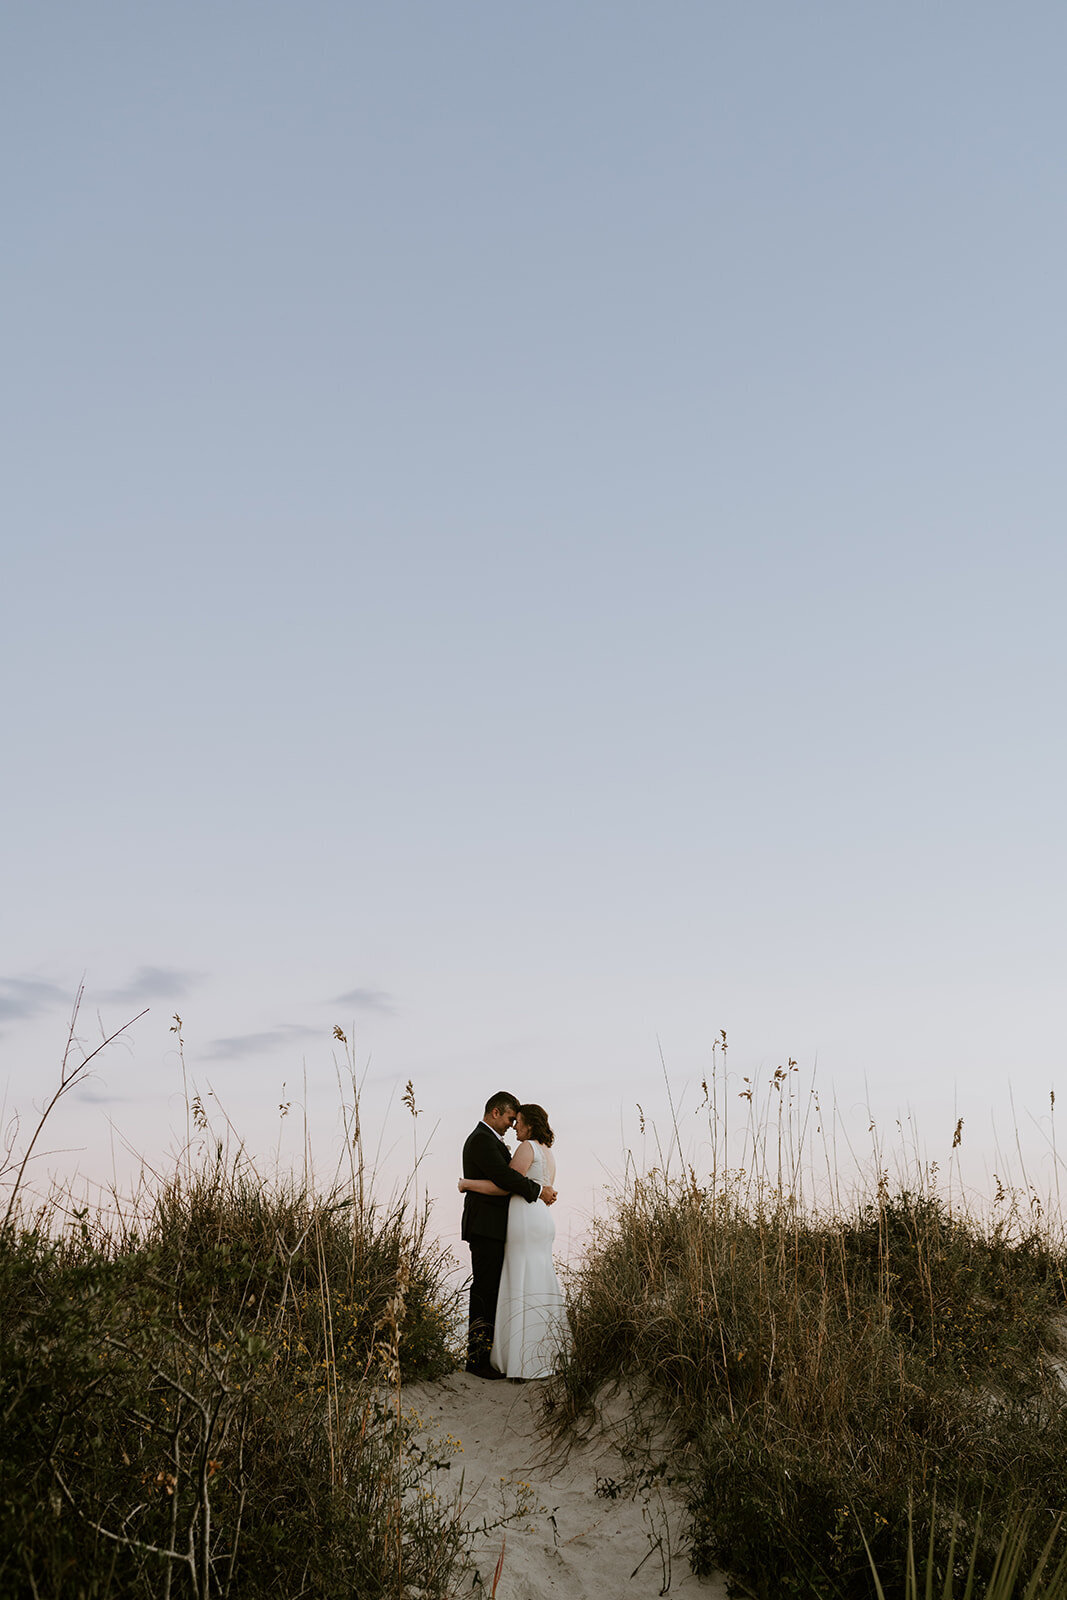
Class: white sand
403,1373,728,1599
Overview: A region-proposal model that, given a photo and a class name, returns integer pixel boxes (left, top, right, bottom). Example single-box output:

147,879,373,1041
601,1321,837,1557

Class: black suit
462,1122,541,1368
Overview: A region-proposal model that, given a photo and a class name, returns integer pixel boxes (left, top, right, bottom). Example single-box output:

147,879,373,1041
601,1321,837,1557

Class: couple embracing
459,1091,567,1381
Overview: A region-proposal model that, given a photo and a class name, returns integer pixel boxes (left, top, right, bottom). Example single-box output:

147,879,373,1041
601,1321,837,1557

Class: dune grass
0,1018,465,1600
9,1005,1067,1599
547,1062,1067,1599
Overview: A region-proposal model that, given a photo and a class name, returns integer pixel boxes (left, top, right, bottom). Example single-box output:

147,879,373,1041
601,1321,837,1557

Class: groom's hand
540,1185,558,1206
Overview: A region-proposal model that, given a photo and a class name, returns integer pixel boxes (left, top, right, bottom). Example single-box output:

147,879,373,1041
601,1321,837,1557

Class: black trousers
466,1234,506,1368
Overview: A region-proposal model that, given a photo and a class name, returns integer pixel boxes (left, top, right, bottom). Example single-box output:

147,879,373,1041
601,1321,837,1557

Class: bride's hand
457,1179,467,1192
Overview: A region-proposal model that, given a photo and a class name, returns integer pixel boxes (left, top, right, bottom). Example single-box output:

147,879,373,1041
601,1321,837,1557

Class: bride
458,1103,568,1379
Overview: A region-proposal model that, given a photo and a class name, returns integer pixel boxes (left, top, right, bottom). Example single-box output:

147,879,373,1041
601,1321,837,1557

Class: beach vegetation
0,1015,465,1600
548,1051,1067,1598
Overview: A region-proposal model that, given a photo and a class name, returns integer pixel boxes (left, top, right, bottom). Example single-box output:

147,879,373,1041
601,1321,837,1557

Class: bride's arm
458,1177,508,1194
509,1140,535,1176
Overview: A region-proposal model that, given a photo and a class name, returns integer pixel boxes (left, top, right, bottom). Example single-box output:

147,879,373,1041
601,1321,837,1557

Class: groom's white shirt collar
480,1118,508,1142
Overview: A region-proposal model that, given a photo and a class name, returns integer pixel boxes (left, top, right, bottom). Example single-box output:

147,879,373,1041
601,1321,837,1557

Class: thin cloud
0,976,69,1022
97,966,200,1004
203,1024,322,1062
71,1085,140,1106
333,987,397,1015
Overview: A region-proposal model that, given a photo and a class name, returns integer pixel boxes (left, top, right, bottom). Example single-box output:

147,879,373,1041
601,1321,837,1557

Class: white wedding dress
491,1143,568,1379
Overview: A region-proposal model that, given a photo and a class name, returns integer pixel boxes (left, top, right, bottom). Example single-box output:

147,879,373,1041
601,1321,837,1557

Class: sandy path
403,1372,728,1600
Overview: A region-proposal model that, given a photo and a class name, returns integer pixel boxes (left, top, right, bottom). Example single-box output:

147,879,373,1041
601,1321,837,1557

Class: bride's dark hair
517,1103,554,1147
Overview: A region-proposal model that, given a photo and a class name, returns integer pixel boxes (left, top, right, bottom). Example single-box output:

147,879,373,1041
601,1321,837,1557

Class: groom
462,1091,557,1379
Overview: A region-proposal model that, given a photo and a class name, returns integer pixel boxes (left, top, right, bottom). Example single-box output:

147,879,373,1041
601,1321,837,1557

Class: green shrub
551,1167,1067,1599
0,1166,464,1599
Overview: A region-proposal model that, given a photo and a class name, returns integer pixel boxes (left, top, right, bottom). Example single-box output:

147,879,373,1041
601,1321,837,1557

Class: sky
3,3,1066,1251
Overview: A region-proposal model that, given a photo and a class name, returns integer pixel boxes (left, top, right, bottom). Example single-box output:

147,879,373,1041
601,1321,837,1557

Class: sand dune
403,1373,728,1600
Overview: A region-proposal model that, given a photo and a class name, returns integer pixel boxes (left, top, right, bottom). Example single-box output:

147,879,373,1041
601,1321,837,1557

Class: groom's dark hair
484,1091,519,1116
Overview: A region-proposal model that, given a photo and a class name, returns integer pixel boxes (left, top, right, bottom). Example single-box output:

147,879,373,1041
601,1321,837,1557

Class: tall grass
0,1015,465,1599
548,1057,1067,1599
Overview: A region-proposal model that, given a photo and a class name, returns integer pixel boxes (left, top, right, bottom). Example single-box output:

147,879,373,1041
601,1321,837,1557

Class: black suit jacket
461,1122,541,1242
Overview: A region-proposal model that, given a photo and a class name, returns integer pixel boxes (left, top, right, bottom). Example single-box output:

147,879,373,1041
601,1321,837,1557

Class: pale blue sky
3,4,1066,1237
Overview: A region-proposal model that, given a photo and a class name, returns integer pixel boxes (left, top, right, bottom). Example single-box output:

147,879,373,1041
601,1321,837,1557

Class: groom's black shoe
465,1362,505,1380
